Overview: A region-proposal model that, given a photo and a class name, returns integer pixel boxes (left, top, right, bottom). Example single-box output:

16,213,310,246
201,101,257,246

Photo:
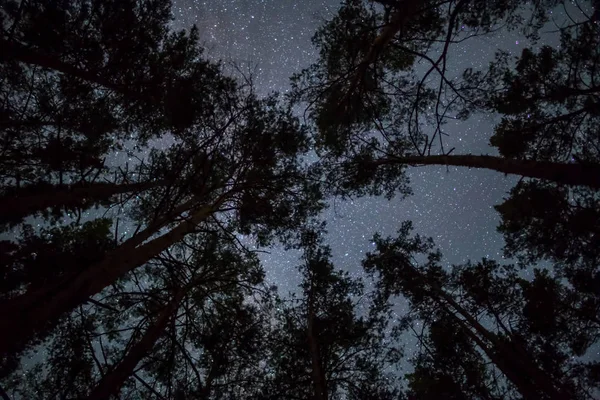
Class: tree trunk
445,311,542,400
307,288,328,400
86,284,190,399
371,154,600,188
0,192,231,357
0,194,202,322
0,38,140,98
403,261,569,400
0,180,163,223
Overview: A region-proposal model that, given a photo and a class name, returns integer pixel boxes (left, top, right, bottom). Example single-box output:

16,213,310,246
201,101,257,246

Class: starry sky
8,0,597,389
167,0,569,297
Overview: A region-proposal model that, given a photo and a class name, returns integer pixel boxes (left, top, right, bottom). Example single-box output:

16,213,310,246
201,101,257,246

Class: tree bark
86,284,190,399
445,310,542,400
371,154,600,188
0,180,163,223
0,192,231,357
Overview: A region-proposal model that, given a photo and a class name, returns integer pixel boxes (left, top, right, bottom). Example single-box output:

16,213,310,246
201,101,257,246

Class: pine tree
259,229,402,399
364,220,600,399
0,0,243,227
3,233,271,399
0,0,323,367
289,0,600,198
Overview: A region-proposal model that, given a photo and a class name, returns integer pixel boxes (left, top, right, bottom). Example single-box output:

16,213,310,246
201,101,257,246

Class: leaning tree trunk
443,308,542,400
0,192,231,358
402,261,570,400
86,283,191,399
0,180,163,224
371,154,600,188
0,38,144,99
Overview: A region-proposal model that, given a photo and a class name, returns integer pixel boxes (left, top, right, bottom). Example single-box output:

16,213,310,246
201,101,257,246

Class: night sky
165,3,600,367
168,0,564,295
7,0,598,388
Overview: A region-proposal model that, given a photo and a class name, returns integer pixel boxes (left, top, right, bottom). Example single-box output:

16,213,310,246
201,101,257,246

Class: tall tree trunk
444,310,542,400
402,260,568,400
0,180,163,223
86,283,191,399
0,38,141,98
1,194,202,323
0,192,231,358
307,287,328,400
371,154,600,188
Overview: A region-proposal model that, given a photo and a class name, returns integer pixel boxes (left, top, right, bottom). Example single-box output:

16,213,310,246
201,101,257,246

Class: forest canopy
0,0,599,399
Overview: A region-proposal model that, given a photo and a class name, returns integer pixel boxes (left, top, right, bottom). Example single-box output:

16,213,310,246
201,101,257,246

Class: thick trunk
0,180,162,223
497,339,572,400
372,154,600,188
86,285,189,399
0,193,229,357
307,291,328,400
0,194,201,318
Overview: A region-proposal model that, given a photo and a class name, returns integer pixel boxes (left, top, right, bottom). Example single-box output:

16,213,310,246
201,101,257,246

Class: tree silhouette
0,0,251,229
0,180,164,228
290,0,600,198
3,232,272,399
258,228,402,400
0,0,323,369
364,221,600,399
1,0,599,398
0,89,321,361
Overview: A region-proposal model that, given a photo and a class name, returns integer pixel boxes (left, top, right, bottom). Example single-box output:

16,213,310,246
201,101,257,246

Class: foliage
487,20,600,163
259,232,402,399
1,0,599,399
365,221,600,399
290,0,567,198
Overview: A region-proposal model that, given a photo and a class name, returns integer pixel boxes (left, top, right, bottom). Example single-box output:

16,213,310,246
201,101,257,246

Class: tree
85,278,195,400
0,88,321,360
0,179,164,228
2,232,271,399
405,317,499,400
484,10,600,311
293,11,600,391
485,16,599,165
352,154,600,189
495,181,600,270
0,219,115,378
363,220,600,399
0,0,216,139
0,0,323,366
0,0,244,229
0,219,114,301
259,229,402,400
289,0,600,199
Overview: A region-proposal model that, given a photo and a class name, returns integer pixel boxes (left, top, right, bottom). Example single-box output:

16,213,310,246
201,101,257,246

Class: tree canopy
1,0,599,399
